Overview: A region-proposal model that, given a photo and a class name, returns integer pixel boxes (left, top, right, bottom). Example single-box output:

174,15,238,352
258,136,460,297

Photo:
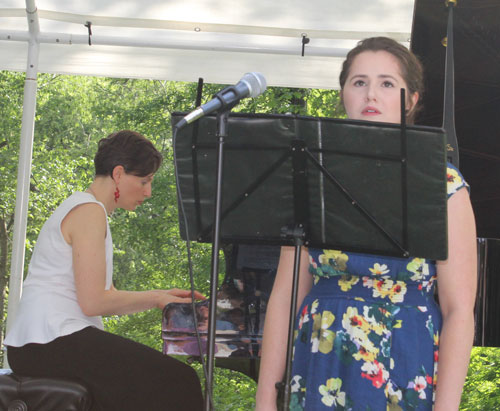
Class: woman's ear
405,91,420,119
408,91,419,112
411,91,419,109
112,165,125,183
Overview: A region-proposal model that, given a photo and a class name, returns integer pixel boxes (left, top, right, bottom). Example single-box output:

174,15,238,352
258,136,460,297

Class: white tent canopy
0,0,416,355
1,0,415,89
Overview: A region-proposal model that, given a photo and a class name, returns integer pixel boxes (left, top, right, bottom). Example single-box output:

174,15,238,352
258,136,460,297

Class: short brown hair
339,37,424,123
94,130,162,177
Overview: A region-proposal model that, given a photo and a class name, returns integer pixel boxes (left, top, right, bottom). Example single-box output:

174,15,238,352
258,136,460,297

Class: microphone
174,72,267,129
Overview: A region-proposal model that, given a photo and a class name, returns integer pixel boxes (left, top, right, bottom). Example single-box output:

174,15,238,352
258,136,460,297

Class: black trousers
7,327,203,411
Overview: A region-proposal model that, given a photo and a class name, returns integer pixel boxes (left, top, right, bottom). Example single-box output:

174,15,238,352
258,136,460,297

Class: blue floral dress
290,163,468,410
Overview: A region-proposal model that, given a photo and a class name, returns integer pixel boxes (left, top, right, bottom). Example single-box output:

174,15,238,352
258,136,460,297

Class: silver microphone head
241,72,267,98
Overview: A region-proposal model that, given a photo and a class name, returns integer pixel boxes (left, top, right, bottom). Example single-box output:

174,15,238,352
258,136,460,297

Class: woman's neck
86,177,116,214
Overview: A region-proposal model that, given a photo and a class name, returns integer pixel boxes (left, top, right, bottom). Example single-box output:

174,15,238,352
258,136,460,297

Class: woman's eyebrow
350,74,368,79
378,74,399,81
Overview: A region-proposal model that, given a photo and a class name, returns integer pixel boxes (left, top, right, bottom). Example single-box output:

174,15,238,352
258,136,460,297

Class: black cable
84,21,92,46
171,125,214,409
301,35,310,57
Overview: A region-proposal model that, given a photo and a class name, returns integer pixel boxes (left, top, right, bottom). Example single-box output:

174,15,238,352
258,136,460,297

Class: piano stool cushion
0,371,93,411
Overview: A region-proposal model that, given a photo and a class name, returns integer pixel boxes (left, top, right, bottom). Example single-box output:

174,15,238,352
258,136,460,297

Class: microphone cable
172,124,215,410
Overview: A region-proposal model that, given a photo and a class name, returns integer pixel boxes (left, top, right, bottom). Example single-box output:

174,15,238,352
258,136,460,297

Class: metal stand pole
277,224,305,410
204,111,229,410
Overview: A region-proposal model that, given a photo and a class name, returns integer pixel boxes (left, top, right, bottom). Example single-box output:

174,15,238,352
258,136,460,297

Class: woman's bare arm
256,246,312,410
434,188,477,410
63,203,203,317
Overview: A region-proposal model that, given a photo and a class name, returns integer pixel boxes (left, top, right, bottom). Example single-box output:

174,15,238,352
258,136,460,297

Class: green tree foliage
4,71,497,409
0,71,25,355
460,347,500,410
0,71,344,408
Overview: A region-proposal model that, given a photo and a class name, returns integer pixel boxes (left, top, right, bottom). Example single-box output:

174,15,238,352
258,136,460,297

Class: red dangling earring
114,187,120,203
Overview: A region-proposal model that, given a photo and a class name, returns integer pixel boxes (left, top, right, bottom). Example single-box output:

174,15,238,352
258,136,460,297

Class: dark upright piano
412,0,500,347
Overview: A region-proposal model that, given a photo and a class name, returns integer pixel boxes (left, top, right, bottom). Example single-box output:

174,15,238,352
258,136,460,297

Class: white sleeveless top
4,192,113,346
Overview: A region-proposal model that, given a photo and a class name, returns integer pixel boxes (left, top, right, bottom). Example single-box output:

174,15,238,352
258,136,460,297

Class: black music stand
172,111,447,408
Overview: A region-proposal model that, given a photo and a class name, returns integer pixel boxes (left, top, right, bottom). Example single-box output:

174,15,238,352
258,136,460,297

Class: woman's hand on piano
152,289,206,309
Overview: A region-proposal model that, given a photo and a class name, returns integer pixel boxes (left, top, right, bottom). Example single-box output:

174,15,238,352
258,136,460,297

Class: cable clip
84,21,92,46
301,34,310,57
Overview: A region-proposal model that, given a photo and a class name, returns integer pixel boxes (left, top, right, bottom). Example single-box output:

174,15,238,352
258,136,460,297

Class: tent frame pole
4,0,40,365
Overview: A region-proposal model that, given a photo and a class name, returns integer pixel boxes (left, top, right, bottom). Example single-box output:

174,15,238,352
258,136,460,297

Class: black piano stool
0,372,93,411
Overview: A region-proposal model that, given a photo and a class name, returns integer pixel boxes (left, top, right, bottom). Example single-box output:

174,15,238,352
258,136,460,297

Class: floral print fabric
290,163,467,410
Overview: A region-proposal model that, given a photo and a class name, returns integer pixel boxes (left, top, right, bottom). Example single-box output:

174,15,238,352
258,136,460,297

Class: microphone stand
175,81,260,410
204,109,229,411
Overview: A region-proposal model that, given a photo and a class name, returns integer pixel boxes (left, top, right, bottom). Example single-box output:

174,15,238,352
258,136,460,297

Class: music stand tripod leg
276,224,305,410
